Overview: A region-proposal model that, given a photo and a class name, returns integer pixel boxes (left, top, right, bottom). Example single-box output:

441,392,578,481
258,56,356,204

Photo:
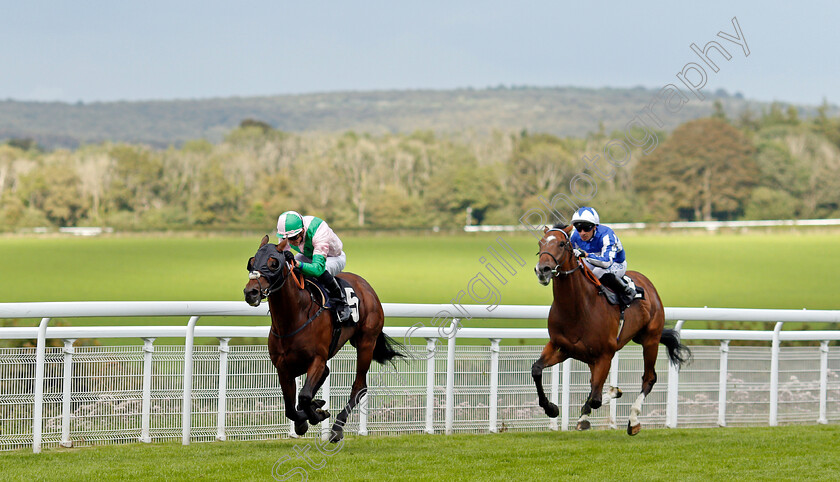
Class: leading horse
244,235,403,442
532,225,690,434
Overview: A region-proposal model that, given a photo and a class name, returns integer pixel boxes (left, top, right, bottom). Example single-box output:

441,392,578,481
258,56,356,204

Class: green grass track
0,425,838,481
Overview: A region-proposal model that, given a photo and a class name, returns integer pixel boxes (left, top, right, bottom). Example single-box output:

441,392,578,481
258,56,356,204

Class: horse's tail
660,328,692,369
372,332,407,365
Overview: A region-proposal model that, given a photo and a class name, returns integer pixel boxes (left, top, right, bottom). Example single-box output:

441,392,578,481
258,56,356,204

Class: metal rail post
60,338,76,448
718,340,729,427
560,360,571,431
444,319,458,435
489,339,500,433
33,317,51,454
216,337,230,441
666,320,684,428
549,364,559,431
424,338,437,434
609,351,619,429
182,315,200,445
769,322,783,426
818,341,829,425
140,337,155,443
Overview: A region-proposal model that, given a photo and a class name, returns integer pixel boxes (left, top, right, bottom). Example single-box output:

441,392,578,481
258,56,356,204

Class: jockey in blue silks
569,207,635,303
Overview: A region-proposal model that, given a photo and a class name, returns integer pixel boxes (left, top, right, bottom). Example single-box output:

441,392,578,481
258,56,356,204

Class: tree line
1,102,839,232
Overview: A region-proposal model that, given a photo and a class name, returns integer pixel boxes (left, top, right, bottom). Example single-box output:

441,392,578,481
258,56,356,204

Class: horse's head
534,224,576,286
244,235,291,307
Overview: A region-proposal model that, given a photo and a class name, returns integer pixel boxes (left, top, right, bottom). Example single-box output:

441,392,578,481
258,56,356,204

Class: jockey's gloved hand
573,248,587,258
283,250,296,264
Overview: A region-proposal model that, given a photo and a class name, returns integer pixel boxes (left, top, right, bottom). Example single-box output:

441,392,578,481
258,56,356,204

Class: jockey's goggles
573,222,595,232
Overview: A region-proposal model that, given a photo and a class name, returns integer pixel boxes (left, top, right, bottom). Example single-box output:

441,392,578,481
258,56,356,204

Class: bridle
538,228,581,277
249,258,293,299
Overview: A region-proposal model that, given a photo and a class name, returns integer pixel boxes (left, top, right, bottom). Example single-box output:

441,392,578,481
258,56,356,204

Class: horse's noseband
539,230,580,277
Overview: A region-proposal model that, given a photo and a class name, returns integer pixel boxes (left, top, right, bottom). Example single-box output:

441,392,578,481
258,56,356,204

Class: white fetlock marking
602,386,620,404
628,393,645,426
577,414,590,424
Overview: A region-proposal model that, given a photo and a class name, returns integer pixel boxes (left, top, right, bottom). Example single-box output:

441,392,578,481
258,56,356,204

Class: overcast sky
2,1,838,105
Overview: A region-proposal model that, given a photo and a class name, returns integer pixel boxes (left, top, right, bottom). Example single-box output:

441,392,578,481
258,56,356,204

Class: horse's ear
260,235,269,247
277,238,288,251
543,225,549,234
563,225,573,236
247,257,255,272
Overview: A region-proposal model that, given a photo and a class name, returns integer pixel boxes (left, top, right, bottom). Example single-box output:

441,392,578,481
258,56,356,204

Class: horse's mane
552,223,568,230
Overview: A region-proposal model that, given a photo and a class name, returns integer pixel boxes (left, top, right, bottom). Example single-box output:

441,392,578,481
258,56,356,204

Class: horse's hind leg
576,355,612,431
299,359,331,425
330,336,376,443
531,341,567,418
627,337,659,436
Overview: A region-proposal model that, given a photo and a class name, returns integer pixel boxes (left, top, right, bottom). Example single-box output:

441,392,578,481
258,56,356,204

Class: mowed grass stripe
1,232,839,330
0,425,838,481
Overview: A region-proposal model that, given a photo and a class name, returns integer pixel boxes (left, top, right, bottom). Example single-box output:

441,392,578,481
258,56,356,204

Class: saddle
599,276,644,308
302,276,357,324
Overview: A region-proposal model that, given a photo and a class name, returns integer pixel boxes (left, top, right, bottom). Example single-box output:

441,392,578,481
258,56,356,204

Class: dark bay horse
532,225,690,435
244,235,403,442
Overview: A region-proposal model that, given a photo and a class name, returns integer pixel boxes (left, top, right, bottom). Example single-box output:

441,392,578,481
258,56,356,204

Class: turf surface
0,425,837,481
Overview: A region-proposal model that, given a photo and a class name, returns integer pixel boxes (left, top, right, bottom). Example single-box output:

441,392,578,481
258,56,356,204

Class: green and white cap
277,211,304,238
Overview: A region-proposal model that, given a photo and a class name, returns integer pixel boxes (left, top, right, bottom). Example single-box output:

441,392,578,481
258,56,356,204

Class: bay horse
532,225,690,435
244,235,403,442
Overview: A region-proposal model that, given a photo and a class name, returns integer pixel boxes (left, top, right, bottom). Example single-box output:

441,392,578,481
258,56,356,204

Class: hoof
612,387,623,399
312,399,326,409
542,402,559,418
576,420,591,431
329,426,344,443
308,408,330,425
627,421,641,436
294,420,309,436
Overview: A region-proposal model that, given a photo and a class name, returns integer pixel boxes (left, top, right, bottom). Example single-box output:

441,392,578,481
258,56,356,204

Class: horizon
0,84,831,109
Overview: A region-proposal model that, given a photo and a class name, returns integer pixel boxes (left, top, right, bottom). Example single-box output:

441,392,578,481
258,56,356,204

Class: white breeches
583,259,627,279
295,251,347,276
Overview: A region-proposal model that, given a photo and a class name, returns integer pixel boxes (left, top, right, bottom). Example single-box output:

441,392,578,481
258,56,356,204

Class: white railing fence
0,303,838,453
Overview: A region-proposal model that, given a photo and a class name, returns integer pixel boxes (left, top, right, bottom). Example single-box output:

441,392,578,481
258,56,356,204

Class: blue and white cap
571,207,600,226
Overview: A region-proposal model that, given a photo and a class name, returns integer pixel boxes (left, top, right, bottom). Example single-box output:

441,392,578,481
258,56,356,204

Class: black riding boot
600,273,635,306
318,271,353,326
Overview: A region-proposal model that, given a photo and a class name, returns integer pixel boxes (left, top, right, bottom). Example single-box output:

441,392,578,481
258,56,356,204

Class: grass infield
0,425,838,481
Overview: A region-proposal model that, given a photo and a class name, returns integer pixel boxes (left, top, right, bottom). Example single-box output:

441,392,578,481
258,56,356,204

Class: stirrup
336,304,353,326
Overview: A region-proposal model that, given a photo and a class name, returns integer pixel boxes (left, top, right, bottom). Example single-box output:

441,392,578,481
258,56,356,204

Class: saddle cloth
303,276,358,323
303,276,353,306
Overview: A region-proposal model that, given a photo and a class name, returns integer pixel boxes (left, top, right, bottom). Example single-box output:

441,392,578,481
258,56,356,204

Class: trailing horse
532,225,690,434
244,235,403,442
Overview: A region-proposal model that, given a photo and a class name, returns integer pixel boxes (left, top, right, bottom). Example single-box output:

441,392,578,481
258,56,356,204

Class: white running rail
0,302,838,453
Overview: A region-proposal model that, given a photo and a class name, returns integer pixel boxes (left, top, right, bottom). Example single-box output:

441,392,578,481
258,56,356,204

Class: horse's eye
559,241,566,247
267,258,279,271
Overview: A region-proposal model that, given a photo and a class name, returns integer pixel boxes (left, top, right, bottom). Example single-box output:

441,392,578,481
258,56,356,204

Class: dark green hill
0,86,825,149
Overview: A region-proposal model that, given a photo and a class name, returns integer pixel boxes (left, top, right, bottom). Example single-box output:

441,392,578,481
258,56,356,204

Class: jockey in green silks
276,211,353,326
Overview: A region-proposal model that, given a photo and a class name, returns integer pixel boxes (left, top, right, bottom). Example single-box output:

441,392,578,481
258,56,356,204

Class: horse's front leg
531,341,567,418
299,358,331,425
576,355,613,431
277,372,309,436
